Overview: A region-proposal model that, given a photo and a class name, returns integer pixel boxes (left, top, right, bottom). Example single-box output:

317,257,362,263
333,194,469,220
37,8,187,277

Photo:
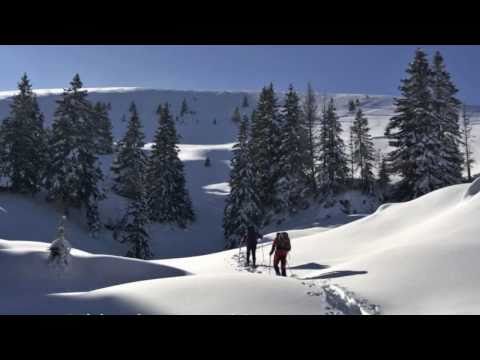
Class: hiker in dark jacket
241,226,262,267
270,232,291,276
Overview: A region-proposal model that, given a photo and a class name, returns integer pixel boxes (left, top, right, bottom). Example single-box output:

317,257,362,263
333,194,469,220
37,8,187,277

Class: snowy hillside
3,178,480,314
0,87,479,260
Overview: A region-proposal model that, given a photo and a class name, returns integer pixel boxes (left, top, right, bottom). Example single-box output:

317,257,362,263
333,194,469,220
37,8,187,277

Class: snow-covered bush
48,216,72,271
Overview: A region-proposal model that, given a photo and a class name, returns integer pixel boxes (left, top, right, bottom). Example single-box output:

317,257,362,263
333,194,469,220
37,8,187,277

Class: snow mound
0,240,189,311
51,274,330,315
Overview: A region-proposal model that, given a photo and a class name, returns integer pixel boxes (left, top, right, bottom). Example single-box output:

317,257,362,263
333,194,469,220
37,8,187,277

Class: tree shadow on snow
304,270,368,280
290,262,329,270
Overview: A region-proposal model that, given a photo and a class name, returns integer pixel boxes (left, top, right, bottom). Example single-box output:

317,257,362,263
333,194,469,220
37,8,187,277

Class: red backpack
277,232,291,251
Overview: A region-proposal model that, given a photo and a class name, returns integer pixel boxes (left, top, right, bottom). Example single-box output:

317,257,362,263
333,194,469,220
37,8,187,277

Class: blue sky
1,45,479,103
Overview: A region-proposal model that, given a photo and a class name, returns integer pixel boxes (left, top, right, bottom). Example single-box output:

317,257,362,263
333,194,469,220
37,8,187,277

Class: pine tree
223,116,262,248
385,49,443,200
347,125,355,184
0,73,47,194
348,99,356,113
242,95,249,108
204,156,211,167
302,83,319,194
276,84,309,214
378,157,390,188
232,106,242,124
430,51,464,186
317,98,348,193
351,108,375,193
46,74,104,233
180,98,189,117
120,172,152,260
146,103,195,227
111,102,147,199
48,216,72,271
249,83,283,221
92,102,114,155
461,105,475,181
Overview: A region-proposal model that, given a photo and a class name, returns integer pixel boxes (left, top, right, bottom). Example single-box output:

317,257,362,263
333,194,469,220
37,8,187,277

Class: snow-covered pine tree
0,73,47,194
430,51,464,187
461,104,475,181
46,74,104,234
120,171,152,260
348,99,356,113
111,102,147,199
317,98,348,193
180,98,189,117
378,157,390,188
249,83,283,222
223,115,262,248
232,106,242,124
302,83,319,195
204,156,211,167
385,49,443,200
276,84,310,214
48,216,72,271
242,95,249,108
347,125,355,185
92,102,114,155
146,103,195,228
351,108,375,193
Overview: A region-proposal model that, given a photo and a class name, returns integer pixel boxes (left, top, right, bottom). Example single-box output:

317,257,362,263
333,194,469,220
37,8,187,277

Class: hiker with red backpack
269,232,291,277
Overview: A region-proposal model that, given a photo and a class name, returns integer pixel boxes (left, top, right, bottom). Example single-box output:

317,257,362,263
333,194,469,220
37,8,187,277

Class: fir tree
223,116,262,248
146,103,195,227
232,106,242,124
385,49,443,199
204,156,211,167
276,84,309,214
120,173,152,260
348,99,356,113
111,102,147,199
378,157,390,188
92,102,114,155
302,83,319,194
48,216,72,271
242,95,249,108
351,108,375,193
317,98,348,193
347,125,355,184
461,105,475,181
430,51,464,186
249,83,283,221
180,98,189,117
45,74,104,233
0,73,47,194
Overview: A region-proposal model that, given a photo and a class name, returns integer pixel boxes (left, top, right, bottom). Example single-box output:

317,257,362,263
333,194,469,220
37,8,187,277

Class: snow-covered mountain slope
2,178,480,314
155,178,480,314
0,87,479,261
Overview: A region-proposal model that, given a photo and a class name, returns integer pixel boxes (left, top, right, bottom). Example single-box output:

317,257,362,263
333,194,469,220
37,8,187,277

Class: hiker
269,232,291,277
241,226,262,267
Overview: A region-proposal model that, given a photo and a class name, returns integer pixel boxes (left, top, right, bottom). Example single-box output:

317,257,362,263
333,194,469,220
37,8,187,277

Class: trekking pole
269,255,271,275
261,242,265,266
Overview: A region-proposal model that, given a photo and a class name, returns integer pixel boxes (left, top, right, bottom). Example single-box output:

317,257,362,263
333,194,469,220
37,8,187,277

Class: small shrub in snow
48,216,72,271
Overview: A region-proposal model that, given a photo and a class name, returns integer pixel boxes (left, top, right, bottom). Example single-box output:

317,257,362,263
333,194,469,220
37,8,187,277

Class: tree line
223,49,474,248
0,74,194,259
